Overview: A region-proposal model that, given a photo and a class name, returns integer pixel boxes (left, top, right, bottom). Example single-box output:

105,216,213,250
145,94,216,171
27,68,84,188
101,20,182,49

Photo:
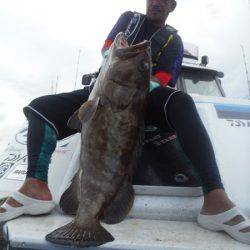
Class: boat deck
2,212,249,250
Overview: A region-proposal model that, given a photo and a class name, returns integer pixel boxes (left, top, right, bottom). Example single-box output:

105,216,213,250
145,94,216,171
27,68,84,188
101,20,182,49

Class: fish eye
138,61,150,72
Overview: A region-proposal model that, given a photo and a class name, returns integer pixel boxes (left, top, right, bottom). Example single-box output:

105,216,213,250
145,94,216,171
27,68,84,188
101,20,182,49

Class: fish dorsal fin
59,172,80,215
67,98,100,131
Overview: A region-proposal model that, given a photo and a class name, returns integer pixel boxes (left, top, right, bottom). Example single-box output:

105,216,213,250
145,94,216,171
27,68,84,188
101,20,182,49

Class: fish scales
46,32,151,248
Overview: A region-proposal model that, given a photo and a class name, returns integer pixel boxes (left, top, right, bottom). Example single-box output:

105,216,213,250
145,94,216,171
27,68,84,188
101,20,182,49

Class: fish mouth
114,33,151,59
114,32,129,49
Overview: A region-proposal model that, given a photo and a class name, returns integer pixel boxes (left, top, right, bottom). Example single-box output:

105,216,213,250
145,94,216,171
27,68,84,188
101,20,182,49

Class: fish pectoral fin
67,98,100,131
67,109,82,131
101,177,135,224
46,220,114,247
78,97,100,123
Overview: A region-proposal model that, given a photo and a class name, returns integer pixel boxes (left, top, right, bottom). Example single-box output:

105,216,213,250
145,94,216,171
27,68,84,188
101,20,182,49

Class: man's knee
168,91,196,111
28,95,51,111
23,94,54,119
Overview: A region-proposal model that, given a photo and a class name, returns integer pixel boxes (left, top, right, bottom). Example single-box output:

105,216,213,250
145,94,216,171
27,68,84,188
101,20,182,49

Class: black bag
133,130,202,187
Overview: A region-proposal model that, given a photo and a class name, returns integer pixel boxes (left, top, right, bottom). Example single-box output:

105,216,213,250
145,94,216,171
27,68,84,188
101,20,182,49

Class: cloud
171,0,250,97
0,0,249,98
0,81,31,151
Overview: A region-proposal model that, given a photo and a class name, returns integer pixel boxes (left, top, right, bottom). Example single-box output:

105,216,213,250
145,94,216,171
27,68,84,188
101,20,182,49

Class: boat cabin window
182,69,223,97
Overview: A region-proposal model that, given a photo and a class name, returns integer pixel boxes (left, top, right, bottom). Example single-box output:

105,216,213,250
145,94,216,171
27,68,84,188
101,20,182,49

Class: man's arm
101,11,133,58
153,34,184,88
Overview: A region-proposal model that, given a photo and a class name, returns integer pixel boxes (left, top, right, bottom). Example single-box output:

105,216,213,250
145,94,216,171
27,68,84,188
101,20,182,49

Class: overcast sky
0,0,250,149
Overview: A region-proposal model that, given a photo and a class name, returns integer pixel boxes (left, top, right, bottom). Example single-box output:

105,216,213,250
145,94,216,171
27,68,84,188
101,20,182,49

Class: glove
149,81,161,92
102,49,110,59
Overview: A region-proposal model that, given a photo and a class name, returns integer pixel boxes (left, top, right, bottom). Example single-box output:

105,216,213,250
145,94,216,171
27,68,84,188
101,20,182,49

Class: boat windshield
182,70,223,97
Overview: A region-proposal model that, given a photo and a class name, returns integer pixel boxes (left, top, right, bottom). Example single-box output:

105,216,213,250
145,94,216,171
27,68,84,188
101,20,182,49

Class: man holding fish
1,0,249,246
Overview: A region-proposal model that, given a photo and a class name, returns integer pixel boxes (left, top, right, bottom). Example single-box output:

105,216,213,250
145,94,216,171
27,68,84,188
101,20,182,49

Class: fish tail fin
101,177,135,224
59,174,79,215
46,220,114,247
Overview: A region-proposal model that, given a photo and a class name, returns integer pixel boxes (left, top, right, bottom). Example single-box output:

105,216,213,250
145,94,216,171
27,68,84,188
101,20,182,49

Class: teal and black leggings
23,86,224,193
25,114,57,182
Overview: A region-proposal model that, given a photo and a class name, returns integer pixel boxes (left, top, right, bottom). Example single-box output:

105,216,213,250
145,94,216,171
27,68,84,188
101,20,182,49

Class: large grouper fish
46,32,151,248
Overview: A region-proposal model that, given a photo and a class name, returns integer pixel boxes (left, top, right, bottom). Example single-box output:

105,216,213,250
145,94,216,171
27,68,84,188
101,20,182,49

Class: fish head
107,32,151,92
100,33,151,112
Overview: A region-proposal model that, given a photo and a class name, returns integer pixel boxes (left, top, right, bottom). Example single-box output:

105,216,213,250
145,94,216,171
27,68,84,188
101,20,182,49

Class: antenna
240,45,250,97
74,49,82,90
51,80,54,94
55,75,59,94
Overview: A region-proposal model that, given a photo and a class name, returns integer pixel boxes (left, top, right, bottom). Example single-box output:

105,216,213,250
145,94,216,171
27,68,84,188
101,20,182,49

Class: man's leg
145,87,250,233
0,87,90,217
164,91,234,213
146,87,224,193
